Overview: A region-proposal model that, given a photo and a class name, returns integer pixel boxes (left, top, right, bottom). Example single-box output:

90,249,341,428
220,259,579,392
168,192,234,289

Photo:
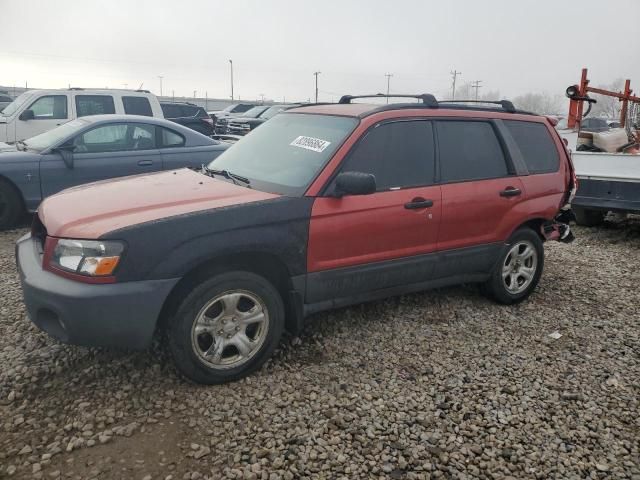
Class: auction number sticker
290,136,331,153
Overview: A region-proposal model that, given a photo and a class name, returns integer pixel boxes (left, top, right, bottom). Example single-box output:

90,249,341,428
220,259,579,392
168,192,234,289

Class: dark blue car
0,115,229,228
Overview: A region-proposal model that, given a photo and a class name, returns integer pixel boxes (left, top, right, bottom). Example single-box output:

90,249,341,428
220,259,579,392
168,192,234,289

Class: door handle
404,197,434,209
138,160,153,166
499,187,521,197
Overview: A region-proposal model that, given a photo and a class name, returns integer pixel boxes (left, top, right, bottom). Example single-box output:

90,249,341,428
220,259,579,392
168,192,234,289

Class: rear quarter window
504,120,560,174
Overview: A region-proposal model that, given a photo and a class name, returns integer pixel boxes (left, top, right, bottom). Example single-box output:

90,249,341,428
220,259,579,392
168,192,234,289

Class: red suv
16,94,575,384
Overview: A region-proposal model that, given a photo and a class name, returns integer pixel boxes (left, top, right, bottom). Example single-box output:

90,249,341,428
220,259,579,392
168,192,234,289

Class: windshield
1,91,32,117
241,106,268,118
261,105,288,120
24,118,90,151
209,113,358,196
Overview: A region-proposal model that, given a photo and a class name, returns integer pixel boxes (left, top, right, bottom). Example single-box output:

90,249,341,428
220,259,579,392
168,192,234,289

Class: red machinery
567,68,640,130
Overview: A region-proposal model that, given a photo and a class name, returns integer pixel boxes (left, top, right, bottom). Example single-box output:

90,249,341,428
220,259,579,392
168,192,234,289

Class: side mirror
54,144,76,169
19,109,35,121
334,171,376,197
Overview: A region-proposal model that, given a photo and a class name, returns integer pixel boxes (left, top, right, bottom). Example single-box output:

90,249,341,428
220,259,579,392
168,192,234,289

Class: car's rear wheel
0,179,24,230
482,228,544,304
573,207,605,227
167,271,284,384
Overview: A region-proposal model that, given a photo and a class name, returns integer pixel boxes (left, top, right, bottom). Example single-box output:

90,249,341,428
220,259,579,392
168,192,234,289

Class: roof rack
339,93,438,107
337,93,527,115
438,99,517,113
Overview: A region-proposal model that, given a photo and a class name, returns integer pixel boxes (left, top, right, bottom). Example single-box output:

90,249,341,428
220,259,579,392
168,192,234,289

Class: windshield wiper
201,165,251,186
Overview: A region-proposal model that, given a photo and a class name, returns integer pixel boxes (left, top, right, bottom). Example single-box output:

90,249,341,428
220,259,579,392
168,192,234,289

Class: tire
573,207,605,227
0,179,24,230
166,271,285,384
482,228,544,305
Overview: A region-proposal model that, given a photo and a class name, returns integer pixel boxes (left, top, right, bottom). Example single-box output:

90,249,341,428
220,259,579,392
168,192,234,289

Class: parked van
0,89,163,143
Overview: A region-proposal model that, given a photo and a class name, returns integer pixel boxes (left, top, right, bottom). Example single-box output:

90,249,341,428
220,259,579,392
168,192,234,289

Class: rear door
73,94,116,118
307,119,442,303
40,122,161,196
435,120,525,277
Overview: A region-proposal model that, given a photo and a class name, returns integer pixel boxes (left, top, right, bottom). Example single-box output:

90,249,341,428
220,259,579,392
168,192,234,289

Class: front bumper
16,234,179,350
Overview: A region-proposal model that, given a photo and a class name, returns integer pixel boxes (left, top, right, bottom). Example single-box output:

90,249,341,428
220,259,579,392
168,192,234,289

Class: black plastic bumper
16,234,179,350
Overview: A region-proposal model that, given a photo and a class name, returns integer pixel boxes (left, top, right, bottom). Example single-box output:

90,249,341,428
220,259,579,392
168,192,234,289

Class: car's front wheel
482,228,544,304
167,271,285,384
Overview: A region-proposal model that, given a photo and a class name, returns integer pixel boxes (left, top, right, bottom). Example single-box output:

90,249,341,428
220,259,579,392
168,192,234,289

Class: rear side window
180,105,199,117
340,120,435,191
161,104,180,118
503,120,560,174
160,128,185,147
75,95,115,117
28,95,68,119
123,96,153,116
437,121,509,182
0,95,12,102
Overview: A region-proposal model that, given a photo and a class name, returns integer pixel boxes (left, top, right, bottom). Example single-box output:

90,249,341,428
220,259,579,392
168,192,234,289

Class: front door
307,120,442,303
40,122,161,197
15,94,70,142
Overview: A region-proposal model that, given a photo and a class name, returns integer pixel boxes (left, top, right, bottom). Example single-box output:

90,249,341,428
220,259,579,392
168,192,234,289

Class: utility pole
229,60,234,101
158,75,163,97
471,80,483,101
384,73,393,103
172,90,175,102
450,70,462,100
193,90,197,101
313,71,321,103
259,93,265,104
205,91,208,110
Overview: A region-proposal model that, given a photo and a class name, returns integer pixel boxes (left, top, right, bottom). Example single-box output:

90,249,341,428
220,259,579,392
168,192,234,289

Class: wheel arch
0,174,27,221
509,217,548,241
156,250,299,336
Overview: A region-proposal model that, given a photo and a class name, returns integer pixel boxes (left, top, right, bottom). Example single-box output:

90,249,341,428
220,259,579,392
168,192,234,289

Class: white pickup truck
0,88,163,143
559,127,640,225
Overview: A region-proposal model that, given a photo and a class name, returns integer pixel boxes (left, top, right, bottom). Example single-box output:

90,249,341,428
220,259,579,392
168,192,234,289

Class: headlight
50,239,124,277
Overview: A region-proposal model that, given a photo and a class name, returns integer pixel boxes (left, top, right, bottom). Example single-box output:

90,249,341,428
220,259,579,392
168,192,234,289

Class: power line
313,71,321,103
471,80,483,100
450,70,462,100
385,73,393,104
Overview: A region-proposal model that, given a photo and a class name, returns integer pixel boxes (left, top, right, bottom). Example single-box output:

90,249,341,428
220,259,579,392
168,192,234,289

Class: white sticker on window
290,135,331,153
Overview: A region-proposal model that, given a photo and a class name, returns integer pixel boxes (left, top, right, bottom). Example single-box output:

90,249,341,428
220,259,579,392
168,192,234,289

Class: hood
39,169,279,239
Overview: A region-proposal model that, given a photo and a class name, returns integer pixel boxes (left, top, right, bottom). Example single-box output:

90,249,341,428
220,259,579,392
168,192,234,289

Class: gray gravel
1,219,639,479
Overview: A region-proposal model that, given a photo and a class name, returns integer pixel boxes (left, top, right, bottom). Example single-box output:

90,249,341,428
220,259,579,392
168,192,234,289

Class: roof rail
339,93,438,107
136,89,151,93
439,99,517,113
68,87,84,91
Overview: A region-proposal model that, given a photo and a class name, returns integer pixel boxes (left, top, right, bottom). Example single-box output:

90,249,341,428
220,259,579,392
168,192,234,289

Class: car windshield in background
240,106,268,118
261,106,288,120
23,118,90,151
0,92,32,117
209,113,358,196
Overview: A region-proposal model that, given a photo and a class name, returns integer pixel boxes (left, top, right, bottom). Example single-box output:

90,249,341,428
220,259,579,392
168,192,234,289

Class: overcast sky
1,0,638,103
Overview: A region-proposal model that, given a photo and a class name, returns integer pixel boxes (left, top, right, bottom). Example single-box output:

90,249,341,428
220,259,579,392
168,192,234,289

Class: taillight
201,118,214,126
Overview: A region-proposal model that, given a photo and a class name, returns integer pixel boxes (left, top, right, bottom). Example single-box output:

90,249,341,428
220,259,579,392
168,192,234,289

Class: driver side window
28,95,68,120
73,124,156,153
334,120,435,192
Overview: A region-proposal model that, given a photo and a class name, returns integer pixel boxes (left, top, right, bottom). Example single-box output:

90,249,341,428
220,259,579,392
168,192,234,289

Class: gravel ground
0,219,639,480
